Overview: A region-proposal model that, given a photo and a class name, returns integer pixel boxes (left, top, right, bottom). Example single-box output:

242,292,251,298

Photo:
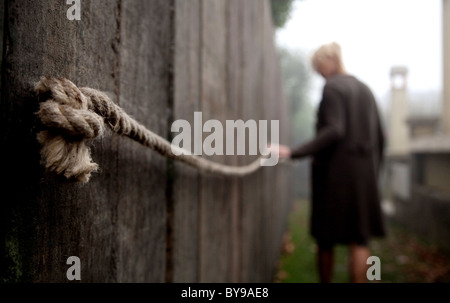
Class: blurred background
272,0,450,282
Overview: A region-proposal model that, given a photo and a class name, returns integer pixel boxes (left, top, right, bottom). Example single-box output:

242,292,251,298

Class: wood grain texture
199,0,235,283
239,0,265,283
172,0,201,283
0,0,292,283
116,0,172,282
226,0,243,283
1,0,120,282
262,0,292,280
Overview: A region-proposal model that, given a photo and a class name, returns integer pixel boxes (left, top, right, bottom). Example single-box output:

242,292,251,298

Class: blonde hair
311,42,345,73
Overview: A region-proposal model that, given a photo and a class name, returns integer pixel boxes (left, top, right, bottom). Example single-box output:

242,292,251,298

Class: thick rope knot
36,77,105,183
35,76,269,184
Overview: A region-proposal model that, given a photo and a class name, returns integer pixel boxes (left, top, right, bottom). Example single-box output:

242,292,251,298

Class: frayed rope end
35,77,104,183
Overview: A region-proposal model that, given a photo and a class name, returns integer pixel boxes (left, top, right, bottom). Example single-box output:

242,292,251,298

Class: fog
276,0,443,111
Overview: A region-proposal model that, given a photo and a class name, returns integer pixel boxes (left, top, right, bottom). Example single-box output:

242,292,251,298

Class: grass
275,199,450,283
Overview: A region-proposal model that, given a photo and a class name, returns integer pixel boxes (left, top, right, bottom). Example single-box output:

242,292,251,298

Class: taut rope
35,77,267,183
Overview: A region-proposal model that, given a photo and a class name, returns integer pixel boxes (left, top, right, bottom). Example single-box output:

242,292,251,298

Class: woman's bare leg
349,244,370,283
318,246,334,283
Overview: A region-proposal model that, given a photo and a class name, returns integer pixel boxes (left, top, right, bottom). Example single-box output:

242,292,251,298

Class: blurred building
387,66,411,202
406,116,440,139
444,0,450,134
388,66,410,156
387,0,450,251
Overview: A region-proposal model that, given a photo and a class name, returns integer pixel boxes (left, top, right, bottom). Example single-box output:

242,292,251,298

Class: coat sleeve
291,85,346,159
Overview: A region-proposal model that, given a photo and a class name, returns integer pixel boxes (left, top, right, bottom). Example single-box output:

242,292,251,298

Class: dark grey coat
291,74,386,244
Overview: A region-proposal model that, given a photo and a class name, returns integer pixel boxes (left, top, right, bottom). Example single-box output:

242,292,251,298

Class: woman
275,42,386,283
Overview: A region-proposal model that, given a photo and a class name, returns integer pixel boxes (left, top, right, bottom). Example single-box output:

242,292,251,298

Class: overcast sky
276,0,443,107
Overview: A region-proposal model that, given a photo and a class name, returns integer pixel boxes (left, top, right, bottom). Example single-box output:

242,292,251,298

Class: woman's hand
267,144,291,159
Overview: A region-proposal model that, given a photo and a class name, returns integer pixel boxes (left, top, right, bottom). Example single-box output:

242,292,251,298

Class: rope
35,76,268,183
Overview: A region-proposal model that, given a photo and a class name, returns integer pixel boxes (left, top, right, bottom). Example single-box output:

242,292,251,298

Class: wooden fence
0,0,293,282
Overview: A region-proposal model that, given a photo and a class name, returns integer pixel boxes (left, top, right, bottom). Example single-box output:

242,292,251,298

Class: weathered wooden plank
116,0,172,282
238,0,254,282
226,0,244,283
172,0,201,283
199,0,234,283
37,0,121,283
238,0,267,283
262,0,276,282
259,0,273,282
261,0,294,281
262,0,280,281
1,0,120,282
